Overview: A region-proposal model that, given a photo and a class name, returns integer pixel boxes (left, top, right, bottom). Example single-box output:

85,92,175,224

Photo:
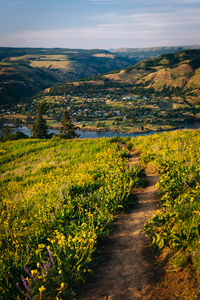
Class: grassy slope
1,129,200,298
130,130,200,284
0,137,144,299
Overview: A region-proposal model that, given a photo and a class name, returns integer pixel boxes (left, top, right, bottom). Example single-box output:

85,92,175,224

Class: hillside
112,46,200,62
0,137,143,299
1,130,200,299
132,49,200,104
2,49,200,135
2,47,200,108
0,47,133,106
45,49,200,105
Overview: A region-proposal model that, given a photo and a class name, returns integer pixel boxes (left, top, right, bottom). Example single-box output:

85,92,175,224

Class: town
1,91,197,133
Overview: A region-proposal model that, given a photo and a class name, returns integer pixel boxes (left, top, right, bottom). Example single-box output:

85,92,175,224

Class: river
14,121,200,139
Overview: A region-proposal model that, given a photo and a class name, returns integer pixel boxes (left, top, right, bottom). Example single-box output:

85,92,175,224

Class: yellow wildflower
60,282,65,289
39,285,46,293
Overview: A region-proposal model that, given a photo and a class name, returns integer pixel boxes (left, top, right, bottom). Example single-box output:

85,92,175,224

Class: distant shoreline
75,125,181,134
2,121,200,138
48,124,180,134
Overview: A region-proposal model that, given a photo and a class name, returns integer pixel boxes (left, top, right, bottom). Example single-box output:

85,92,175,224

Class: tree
31,101,49,139
0,123,14,142
59,109,79,139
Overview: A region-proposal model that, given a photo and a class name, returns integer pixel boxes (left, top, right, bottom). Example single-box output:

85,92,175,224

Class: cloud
1,0,200,49
89,5,200,30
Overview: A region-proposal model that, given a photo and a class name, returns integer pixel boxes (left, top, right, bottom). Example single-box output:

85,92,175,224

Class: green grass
2,129,199,298
0,137,143,299
130,129,200,272
157,99,173,109
46,119,60,128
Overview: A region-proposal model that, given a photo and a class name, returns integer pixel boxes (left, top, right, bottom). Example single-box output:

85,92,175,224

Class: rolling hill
47,49,200,105
1,47,200,107
0,48,134,106
112,46,200,62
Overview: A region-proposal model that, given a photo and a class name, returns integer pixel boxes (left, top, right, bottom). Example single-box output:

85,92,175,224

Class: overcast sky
0,0,200,49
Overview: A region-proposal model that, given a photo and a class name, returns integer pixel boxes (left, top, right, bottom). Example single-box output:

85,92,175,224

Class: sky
0,0,200,50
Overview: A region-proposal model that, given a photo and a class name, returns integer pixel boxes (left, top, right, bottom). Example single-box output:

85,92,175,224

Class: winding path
75,149,160,300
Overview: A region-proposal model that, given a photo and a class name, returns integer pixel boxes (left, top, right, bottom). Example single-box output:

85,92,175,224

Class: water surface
15,121,200,139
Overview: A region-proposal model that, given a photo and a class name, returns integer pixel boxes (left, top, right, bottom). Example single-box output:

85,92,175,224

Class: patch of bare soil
149,248,200,300
74,150,161,300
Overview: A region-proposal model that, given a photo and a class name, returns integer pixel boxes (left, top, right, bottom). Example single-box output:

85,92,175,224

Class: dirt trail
75,149,160,300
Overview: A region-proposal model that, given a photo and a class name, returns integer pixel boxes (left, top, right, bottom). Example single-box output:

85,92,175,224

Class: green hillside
0,48,133,106
1,129,200,298
0,137,143,299
131,129,200,298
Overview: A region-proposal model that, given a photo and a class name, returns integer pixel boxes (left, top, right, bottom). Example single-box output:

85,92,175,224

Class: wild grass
0,137,142,299
131,129,200,273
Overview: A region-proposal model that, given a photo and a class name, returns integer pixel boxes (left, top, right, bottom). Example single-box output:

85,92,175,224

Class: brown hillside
42,49,200,106
137,64,194,90
104,69,148,84
185,68,200,89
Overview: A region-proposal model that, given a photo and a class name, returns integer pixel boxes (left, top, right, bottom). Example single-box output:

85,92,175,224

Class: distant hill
124,49,200,104
46,49,200,105
112,46,200,62
0,47,134,105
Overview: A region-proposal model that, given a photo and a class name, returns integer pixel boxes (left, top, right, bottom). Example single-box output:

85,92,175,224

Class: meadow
130,129,200,274
0,137,143,299
1,129,200,299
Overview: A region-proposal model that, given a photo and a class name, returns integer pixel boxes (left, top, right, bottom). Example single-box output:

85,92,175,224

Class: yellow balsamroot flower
31,269,38,276
60,282,66,289
39,285,46,293
193,210,200,215
68,235,72,242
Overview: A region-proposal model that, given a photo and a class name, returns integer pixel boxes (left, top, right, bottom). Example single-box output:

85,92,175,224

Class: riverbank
2,114,199,135
77,126,149,134
76,124,180,134
2,118,200,139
